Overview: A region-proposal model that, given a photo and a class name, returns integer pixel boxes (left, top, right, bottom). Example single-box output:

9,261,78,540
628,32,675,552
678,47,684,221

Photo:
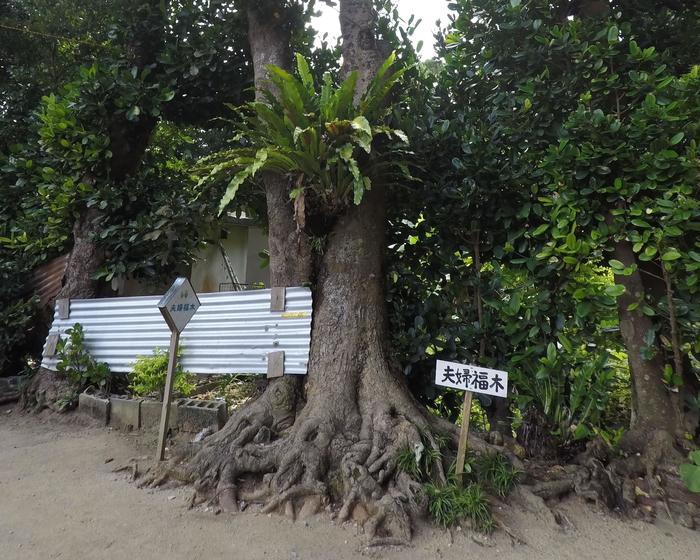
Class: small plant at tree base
472,452,521,498
128,348,195,400
397,445,422,479
424,482,494,532
55,323,111,396
397,433,448,482
680,450,700,493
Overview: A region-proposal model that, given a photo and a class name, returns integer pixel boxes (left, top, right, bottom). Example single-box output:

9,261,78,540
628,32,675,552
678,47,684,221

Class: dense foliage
1,1,698,477
387,0,699,452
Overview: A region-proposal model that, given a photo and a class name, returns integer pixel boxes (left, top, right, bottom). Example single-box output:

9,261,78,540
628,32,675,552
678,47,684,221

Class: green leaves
211,53,409,213
218,148,268,215
55,323,111,395
129,347,195,399
351,116,373,153
661,249,681,261
604,285,626,297
295,53,315,97
531,224,548,236
609,259,635,276
126,106,141,121
669,132,684,145
680,451,700,493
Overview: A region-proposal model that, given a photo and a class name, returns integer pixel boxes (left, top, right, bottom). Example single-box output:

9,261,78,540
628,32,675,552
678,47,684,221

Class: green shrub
128,348,195,399
680,450,700,493
0,257,41,377
424,482,494,532
55,323,111,394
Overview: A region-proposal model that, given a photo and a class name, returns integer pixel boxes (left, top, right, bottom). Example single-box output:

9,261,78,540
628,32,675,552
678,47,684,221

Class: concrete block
140,399,179,432
78,391,110,425
109,396,142,431
175,399,228,433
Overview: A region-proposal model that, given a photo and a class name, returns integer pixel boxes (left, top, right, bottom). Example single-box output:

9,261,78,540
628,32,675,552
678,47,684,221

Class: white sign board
435,359,508,398
158,277,200,333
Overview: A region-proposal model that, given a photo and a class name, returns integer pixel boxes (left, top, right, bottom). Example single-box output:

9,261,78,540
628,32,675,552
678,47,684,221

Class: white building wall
191,226,249,293
117,224,270,296
245,226,270,287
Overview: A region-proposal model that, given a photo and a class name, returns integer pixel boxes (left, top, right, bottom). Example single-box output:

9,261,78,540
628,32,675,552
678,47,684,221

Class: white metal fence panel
41,288,312,375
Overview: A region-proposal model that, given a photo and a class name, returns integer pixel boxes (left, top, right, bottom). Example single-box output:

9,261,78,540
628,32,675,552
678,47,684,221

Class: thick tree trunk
247,2,313,289
24,1,164,411
57,207,104,300
161,0,488,543
612,237,681,447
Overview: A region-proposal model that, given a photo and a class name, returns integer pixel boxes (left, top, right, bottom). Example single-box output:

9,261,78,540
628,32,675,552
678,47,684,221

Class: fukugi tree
156,0,502,543
427,0,700,461
15,0,253,408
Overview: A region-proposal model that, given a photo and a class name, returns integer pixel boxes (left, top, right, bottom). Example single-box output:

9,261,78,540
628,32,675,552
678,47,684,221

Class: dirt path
1,405,698,560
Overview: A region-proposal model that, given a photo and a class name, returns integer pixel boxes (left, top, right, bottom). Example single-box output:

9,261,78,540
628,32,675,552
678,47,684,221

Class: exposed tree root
127,361,522,544
20,367,77,413
120,380,700,537
516,430,700,530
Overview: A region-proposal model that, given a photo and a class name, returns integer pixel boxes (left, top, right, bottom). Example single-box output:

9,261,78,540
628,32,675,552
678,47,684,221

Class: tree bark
57,207,104,299
25,0,164,411
612,237,681,446
247,2,313,288
165,0,488,542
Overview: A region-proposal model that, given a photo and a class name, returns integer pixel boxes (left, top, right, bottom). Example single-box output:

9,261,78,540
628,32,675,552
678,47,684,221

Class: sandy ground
1,404,698,560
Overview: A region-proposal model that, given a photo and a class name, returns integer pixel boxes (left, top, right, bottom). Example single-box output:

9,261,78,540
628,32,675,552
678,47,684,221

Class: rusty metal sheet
32,254,69,306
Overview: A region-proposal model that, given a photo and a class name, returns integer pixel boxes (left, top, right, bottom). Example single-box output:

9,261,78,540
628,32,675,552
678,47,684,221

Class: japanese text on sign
158,277,200,334
435,359,508,398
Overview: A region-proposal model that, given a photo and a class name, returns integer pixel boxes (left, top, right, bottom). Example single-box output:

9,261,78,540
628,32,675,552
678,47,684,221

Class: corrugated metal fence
32,254,69,306
41,288,312,375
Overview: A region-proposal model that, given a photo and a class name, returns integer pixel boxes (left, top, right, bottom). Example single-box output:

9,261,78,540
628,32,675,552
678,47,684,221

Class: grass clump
397,445,422,479
396,436,520,533
472,452,521,497
425,482,494,532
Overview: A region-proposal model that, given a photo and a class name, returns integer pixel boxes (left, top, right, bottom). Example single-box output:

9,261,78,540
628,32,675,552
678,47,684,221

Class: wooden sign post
435,359,508,485
156,277,200,461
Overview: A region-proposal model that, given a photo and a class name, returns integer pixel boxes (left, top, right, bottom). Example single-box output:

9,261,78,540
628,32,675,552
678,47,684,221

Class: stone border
78,393,228,433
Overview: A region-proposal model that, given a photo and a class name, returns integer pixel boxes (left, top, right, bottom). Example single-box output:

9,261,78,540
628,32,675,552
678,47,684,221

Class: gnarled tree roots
132,375,511,544
519,429,700,530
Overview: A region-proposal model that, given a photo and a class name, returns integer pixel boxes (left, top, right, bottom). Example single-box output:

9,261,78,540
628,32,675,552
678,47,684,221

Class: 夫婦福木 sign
435,359,509,484
435,359,507,398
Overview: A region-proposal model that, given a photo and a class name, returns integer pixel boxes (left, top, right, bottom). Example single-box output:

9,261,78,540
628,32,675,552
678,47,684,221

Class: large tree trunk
612,237,682,449
247,1,313,288
159,0,491,543
185,1,316,472
24,0,164,411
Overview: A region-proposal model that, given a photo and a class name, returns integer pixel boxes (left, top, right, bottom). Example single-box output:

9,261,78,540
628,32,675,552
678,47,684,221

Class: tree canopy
1,0,699,538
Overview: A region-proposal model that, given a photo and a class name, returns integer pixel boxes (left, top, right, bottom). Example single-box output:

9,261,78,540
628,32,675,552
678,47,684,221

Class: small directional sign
157,277,200,334
156,277,199,461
